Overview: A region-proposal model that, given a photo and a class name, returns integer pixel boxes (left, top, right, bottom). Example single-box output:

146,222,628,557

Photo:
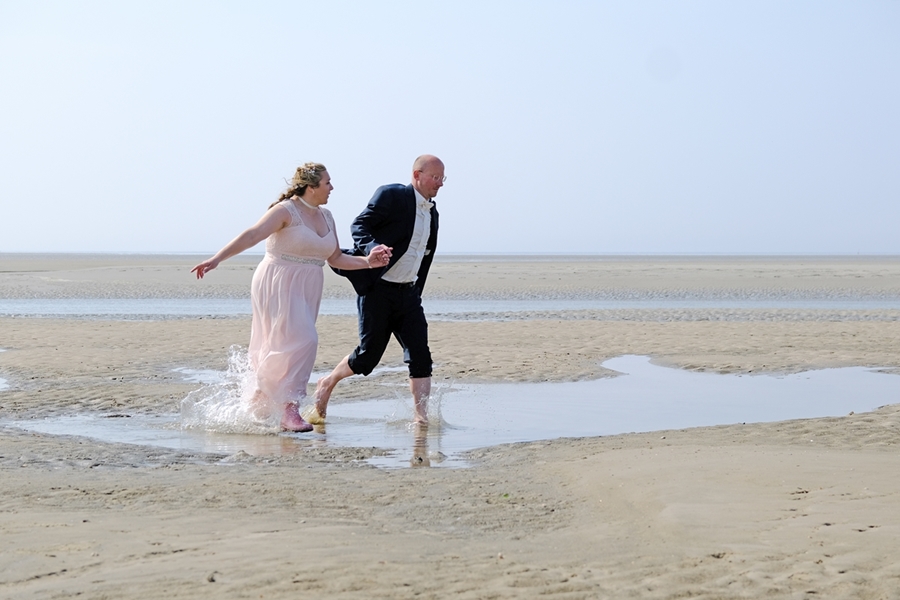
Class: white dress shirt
381,188,433,284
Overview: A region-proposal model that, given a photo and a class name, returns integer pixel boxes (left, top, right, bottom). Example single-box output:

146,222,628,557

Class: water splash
180,345,277,434
344,383,448,427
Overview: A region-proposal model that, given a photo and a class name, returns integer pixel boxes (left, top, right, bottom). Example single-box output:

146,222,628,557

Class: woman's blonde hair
270,162,327,208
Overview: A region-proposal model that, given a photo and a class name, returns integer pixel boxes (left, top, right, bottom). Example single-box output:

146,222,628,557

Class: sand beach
1,253,900,599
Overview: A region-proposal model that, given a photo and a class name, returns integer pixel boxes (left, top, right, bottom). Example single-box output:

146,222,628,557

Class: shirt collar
413,187,434,209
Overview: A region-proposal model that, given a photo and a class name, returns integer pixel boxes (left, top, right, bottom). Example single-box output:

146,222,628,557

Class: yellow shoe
300,404,325,425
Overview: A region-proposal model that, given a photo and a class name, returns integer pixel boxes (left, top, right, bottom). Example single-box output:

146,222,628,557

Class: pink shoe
281,403,313,432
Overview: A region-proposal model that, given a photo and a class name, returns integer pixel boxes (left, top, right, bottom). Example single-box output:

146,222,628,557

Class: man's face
414,163,445,200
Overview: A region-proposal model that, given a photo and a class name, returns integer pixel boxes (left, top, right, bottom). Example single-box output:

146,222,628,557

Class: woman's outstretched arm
191,205,291,278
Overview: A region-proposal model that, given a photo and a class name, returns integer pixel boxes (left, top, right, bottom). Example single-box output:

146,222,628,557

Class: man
312,155,445,424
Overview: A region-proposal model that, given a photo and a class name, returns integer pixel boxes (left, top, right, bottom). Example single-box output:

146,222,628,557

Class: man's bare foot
281,403,313,432
300,404,325,425
410,376,431,426
413,399,429,425
313,357,354,419
313,377,334,419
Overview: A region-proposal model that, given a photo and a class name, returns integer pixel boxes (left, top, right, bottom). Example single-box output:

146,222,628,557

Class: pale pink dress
249,200,337,410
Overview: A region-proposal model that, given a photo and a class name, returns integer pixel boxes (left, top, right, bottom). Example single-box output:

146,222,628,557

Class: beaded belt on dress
278,253,325,267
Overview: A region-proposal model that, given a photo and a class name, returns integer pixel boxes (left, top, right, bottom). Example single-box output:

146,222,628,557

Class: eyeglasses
418,172,447,183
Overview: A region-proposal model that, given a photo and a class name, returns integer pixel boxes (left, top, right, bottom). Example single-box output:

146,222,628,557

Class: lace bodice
266,200,338,262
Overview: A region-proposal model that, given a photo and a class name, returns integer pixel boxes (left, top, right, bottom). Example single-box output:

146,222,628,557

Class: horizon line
2,251,900,258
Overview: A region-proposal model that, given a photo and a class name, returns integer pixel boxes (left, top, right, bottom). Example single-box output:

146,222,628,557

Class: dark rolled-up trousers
347,279,433,379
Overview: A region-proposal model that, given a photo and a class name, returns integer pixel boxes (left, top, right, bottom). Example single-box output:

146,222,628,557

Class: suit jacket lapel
404,185,417,235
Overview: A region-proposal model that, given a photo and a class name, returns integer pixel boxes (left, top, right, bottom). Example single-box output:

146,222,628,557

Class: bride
191,163,391,431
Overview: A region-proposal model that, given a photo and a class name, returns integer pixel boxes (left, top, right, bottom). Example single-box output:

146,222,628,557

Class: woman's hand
191,204,292,280
191,258,220,279
366,244,393,269
327,243,392,271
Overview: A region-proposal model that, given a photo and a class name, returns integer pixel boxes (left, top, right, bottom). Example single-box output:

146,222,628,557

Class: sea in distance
2,252,899,319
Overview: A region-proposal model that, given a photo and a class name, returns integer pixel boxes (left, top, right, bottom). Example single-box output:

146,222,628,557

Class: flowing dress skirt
249,255,323,410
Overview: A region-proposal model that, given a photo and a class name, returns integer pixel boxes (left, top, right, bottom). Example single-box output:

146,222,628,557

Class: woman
191,163,391,432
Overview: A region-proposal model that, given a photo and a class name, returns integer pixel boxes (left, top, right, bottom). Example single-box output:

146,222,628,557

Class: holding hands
366,244,393,269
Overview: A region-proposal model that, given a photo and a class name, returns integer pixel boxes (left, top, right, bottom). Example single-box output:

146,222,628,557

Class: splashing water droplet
180,346,277,434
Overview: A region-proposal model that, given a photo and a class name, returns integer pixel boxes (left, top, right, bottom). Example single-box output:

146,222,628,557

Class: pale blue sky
1,1,898,254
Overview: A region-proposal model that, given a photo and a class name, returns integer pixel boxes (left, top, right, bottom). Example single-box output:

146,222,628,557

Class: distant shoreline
2,251,900,261
3,254,899,303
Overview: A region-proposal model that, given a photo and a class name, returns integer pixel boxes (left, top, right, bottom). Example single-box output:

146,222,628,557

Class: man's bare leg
313,355,354,418
411,377,431,425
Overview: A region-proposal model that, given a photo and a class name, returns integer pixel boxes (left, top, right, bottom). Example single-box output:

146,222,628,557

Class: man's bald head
413,155,443,173
411,155,445,200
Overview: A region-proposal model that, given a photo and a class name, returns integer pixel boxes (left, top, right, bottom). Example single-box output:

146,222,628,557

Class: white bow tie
419,200,434,210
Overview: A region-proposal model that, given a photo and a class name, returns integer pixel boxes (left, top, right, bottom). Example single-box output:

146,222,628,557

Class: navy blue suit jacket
332,183,439,296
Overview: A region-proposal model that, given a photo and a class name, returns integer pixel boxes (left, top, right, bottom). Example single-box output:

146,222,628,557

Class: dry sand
1,254,900,599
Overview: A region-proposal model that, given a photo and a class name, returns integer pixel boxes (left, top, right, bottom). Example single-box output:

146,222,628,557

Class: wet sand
2,254,900,598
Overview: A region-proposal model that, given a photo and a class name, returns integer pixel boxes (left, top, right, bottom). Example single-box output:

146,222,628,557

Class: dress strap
321,207,335,233
281,200,302,227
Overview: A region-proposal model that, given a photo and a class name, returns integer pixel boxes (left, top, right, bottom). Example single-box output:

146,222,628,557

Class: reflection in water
406,423,450,468
410,423,430,467
4,356,899,468
210,430,325,457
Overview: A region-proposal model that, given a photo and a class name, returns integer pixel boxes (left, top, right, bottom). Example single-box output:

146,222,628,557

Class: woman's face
311,170,333,204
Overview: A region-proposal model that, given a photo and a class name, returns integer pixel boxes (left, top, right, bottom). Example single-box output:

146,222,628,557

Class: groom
314,155,445,424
